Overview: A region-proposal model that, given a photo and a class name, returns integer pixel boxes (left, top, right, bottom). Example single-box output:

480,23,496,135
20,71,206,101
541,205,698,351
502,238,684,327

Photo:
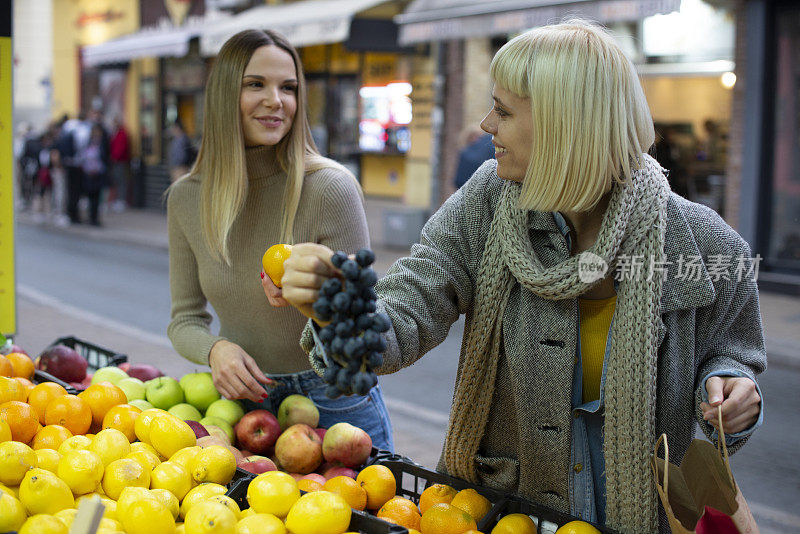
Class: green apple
91,366,129,386
145,376,185,410
117,377,146,401
168,403,203,421
204,399,245,427
200,416,235,443
181,372,221,413
129,399,154,411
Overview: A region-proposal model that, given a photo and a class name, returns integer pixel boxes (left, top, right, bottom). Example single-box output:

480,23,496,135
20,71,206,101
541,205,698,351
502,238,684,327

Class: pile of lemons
0,407,240,534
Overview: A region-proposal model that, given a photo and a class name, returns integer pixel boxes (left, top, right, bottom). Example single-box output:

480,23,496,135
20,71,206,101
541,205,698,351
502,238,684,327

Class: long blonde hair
490,19,654,212
184,29,351,263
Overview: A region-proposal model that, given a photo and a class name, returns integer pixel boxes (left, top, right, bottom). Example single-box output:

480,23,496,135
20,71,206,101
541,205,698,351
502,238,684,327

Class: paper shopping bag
651,406,759,534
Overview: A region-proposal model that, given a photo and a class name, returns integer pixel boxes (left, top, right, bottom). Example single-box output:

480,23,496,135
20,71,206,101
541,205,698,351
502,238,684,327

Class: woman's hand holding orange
274,243,339,323
208,340,273,402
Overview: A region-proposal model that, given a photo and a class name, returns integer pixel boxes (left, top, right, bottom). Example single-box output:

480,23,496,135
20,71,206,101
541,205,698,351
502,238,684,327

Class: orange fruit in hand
0,355,12,377
28,383,69,425
262,244,293,287
5,353,34,379
419,483,458,514
45,394,92,435
102,403,142,442
31,424,73,450
420,503,478,534
450,488,492,522
323,475,368,511
356,464,396,511
377,496,422,531
78,382,128,427
0,400,40,443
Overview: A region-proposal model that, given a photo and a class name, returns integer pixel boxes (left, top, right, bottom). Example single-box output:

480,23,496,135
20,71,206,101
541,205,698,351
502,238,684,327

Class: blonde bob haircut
185,29,354,263
490,19,655,212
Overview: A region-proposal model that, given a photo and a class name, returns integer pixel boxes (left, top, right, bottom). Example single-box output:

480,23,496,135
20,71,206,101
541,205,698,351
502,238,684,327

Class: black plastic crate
481,496,619,534
225,477,408,534
42,336,127,372
32,369,79,395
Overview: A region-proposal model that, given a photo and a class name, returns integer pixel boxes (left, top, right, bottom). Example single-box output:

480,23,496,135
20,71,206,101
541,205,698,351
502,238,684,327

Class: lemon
134,408,170,444
54,507,77,527
102,458,150,500
176,523,186,534
239,507,256,518
19,468,74,515
554,520,602,533
119,497,176,534
34,448,61,473
0,491,26,531
75,493,118,520
450,488,492,522
116,486,156,518
168,445,201,471
150,460,193,501
0,419,11,442
236,512,287,534
57,434,92,456
90,428,131,466
247,471,300,518
185,500,237,534
0,440,37,485
180,482,228,520
18,514,69,534
190,445,236,485
206,494,241,519
58,449,104,495
99,517,123,531
492,513,538,534
149,414,197,459
285,490,351,534
127,448,162,471
151,488,181,520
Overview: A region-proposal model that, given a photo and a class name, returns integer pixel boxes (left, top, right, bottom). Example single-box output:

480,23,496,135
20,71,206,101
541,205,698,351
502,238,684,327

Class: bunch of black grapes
311,248,390,398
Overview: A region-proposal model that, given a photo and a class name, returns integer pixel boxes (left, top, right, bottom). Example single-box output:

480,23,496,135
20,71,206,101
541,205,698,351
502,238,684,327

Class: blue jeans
245,369,394,453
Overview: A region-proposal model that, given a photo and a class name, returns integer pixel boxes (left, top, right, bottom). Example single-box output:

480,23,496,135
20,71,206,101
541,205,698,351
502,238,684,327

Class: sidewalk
13,202,800,368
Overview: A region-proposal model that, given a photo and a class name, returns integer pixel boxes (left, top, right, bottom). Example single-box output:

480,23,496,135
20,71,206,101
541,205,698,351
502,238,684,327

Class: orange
30,425,73,450
5,353,34,380
262,244,293,287
420,503,477,534
78,383,128,427
356,464,396,511
13,378,35,400
297,478,324,492
0,419,11,442
554,520,601,534
419,483,458,514
323,475,368,511
377,496,422,531
0,376,27,404
45,394,92,435
28,383,68,425
0,400,40,443
102,403,142,442
450,488,492,522
0,355,12,377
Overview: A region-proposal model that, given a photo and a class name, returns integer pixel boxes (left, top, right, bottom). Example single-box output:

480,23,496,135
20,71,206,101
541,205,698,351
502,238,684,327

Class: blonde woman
277,20,763,533
167,29,393,451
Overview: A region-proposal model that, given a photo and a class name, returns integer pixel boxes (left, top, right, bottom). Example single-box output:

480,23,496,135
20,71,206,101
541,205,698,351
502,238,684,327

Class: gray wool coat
370,161,766,533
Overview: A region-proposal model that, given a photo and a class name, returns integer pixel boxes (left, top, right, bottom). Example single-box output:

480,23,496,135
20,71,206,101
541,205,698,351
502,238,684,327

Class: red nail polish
261,393,269,399
260,272,265,279
258,398,264,403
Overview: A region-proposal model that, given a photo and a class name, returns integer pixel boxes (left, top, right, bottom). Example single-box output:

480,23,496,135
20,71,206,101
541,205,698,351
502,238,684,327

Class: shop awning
395,0,682,44
82,15,231,68
200,0,391,56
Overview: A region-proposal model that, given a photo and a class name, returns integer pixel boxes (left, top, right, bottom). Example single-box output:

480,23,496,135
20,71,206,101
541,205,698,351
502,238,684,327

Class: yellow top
579,295,617,403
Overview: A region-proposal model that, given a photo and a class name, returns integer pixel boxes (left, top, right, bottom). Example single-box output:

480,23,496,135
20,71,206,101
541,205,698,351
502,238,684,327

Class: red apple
35,344,87,383
274,423,323,474
1,344,27,356
322,422,372,468
322,465,357,480
314,427,327,442
288,472,305,481
118,362,130,372
126,364,163,382
301,473,327,485
234,409,281,455
185,420,210,439
197,435,229,448
237,455,277,475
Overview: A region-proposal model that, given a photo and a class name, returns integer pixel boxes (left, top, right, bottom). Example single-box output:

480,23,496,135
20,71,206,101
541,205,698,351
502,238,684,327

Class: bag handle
716,405,735,488
654,432,670,494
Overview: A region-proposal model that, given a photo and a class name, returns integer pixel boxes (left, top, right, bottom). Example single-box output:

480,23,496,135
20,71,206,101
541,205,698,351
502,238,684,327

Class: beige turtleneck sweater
167,146,369,372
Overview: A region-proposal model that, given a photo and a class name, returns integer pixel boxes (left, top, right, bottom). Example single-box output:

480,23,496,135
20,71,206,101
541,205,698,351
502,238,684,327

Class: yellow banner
0,37,15,335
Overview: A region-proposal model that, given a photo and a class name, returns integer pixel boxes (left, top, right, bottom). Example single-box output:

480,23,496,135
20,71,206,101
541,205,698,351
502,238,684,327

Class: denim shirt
552,212,765,524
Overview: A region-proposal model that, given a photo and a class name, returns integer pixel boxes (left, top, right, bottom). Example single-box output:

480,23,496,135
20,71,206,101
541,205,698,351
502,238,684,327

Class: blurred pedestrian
453,124,495,189
18,124,41,210
109,116,131,211
78,123,109,226
62,112,91,224
654,125,688,197
167,120,194,182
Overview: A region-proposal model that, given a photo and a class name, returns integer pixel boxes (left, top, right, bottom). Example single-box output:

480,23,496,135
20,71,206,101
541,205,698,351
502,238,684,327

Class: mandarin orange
45,394,92,435
31,424,73,450
5,353,34,380
420,503,478,534
0,376,27,404
262,244,293,287
0,355,12,377
419,483,458,514
28,383,68,425
0,400,40,443
78,383,128,427
377,496,422,531
102,403,142,442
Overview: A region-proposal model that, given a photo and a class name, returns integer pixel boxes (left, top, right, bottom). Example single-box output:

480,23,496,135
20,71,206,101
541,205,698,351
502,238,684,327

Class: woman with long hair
276,20,763,533
167,29,393,450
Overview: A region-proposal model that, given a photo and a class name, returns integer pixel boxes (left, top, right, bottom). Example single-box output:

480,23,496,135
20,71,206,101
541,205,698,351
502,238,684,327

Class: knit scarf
443,154,671,533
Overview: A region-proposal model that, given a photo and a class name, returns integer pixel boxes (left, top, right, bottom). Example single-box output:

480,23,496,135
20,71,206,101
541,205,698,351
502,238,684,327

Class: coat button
573,463,583,473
